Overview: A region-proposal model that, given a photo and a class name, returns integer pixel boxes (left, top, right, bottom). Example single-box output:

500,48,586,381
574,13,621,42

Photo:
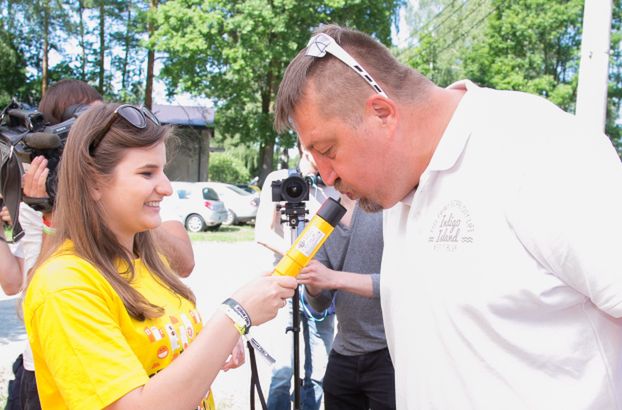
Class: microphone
273,197,346,277
22,132,62,150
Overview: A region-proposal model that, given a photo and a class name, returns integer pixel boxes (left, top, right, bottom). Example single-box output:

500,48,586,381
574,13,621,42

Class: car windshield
177,189,191,199
226,185,251,196
202,187,220,200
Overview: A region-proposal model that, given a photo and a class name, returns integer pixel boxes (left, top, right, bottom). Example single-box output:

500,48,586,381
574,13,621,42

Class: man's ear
365,95,398,130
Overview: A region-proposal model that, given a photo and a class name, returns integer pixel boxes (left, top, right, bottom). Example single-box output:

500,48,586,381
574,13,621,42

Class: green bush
208,152,250,183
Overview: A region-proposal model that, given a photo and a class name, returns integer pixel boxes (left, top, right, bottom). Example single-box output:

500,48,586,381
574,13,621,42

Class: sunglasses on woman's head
89,104,160,156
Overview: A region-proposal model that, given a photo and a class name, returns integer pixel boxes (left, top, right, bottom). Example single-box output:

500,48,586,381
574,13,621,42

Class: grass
189,224,255,242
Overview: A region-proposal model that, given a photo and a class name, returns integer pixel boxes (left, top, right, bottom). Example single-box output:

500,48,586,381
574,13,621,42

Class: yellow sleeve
31,286,149,410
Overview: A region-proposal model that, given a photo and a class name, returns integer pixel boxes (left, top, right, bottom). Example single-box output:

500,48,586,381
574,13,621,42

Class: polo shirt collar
425,79,478,172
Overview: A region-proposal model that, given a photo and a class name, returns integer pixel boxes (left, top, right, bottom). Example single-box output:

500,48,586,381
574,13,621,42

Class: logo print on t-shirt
428,200,474,251
157,345,169,359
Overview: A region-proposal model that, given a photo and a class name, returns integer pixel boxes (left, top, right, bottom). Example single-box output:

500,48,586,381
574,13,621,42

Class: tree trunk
257,140,274,188
41,0,50,95
279,147,289,169
257,68,275,186
98,0,105,94
144,0,158,109
6,0,15,34
78,0,86,81
121,0,132,90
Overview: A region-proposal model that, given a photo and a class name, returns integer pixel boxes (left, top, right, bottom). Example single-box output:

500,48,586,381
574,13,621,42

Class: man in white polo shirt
274,24,622,409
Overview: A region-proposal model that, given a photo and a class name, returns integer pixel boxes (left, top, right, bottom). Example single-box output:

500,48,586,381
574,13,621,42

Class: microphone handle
273,197,346,277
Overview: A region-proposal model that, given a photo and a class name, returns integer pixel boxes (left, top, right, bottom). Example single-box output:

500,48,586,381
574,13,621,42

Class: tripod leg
293,286,301,410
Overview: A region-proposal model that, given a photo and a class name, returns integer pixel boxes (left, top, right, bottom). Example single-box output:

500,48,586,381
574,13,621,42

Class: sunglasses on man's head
305,33,388,98
89,104,160,156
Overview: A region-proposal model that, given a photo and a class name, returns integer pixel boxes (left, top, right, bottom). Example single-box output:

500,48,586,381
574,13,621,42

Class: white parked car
162,182,228,232
201,182,259,225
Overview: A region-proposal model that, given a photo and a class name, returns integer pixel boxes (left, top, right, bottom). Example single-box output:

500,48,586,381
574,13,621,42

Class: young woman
23,102,296,409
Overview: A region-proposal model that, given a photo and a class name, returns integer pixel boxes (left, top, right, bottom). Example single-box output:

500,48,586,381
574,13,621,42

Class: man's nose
314,157,337,186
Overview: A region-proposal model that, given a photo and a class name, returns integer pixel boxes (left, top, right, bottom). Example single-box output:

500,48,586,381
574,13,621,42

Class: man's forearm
153,221,195,277
334,271,374,298
0,238,24,295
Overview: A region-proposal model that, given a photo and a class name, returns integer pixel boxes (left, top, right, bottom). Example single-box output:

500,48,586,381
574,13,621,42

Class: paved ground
0,241,295,409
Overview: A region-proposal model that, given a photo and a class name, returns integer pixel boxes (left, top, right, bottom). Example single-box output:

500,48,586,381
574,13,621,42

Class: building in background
153,104,221,182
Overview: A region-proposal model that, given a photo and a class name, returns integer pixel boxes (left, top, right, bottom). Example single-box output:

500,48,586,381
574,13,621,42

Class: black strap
247,340,267,410
0,149,24,242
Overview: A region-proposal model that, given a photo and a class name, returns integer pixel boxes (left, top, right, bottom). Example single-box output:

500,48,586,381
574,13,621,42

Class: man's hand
23,156,50,198
297,259,340,296
1,206,12,225
222,337,246,372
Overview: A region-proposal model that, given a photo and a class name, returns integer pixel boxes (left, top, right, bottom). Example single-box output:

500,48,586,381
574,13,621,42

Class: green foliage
401,0,622,154
607,2,622,153
399,0,493,86
189,225,254,242
213,132,261,180
208,152,251,183
152,0,403,176
0,0,151,104
0,23,27,106
463,0,583,111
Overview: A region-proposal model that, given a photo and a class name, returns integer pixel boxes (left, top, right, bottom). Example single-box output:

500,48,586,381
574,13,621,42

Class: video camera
0,100,86,213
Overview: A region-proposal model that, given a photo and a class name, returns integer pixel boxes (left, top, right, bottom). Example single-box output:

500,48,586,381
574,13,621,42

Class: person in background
23,102,297,409
298,194,394,409
275,24,622,409
255,149,336,410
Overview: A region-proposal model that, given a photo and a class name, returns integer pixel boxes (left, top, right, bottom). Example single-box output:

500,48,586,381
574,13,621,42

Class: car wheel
185,214,206,233
206,223,222,231
224,209,238,226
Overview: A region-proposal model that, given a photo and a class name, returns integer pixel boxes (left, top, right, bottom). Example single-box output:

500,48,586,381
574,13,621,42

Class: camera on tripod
271,171,310,203
0,100,86,212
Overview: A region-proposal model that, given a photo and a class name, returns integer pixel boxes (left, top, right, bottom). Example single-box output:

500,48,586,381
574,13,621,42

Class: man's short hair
274,24,432,133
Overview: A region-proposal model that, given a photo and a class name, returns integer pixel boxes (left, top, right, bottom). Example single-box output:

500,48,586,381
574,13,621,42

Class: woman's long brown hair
34,102,195,320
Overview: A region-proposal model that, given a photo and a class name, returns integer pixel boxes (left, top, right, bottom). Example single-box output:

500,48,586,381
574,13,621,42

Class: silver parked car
201,182,259,225
165,182,228,232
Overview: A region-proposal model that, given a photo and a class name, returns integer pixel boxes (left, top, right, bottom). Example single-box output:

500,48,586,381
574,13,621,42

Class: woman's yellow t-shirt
24,243,215,410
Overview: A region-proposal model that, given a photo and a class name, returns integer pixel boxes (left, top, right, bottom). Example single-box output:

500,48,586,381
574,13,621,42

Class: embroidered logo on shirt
428,200,474,251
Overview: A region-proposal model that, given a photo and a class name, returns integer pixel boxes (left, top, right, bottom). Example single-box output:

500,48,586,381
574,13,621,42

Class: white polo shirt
381,80,622,409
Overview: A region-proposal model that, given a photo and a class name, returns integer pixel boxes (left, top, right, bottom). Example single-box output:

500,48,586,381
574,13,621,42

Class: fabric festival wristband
42,225,56,235
220,298,251,335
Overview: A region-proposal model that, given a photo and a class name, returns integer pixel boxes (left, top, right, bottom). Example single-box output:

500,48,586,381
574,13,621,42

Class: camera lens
285,182,303,197
281,175,309,203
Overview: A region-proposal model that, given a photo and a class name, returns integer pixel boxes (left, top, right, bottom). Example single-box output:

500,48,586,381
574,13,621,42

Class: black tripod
279,200,308,410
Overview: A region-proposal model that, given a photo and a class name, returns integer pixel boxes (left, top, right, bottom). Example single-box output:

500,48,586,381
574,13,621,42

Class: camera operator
255,148,338,410
3,79,105,410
